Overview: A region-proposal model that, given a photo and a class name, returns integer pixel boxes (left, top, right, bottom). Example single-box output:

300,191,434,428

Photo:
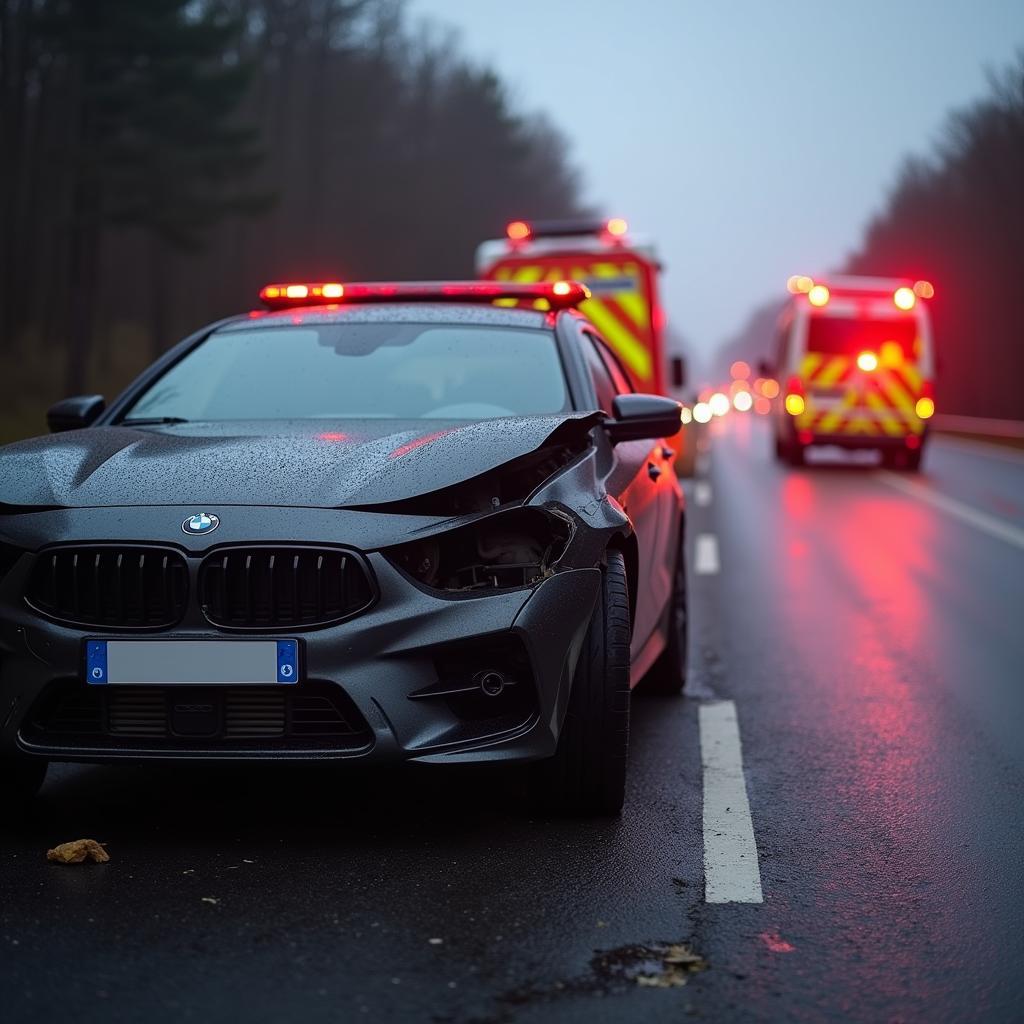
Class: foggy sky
408,0,1024,372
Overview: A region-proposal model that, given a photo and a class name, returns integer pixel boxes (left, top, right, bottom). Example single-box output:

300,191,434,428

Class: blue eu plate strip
86,640,108,685
276,640,298,684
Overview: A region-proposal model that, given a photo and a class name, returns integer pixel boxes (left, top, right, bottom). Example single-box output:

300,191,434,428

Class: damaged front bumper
0,550,600,766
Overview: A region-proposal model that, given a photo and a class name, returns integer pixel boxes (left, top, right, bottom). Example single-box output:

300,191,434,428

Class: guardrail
932,414,1024,440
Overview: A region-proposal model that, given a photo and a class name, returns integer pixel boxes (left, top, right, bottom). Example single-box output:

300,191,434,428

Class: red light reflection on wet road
776,474,952,1006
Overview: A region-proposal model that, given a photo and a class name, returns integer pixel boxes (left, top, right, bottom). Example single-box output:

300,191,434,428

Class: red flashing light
730,360,751,380
258,280,592,311
260,282,345,307
506,220,532,241
913,280,934,299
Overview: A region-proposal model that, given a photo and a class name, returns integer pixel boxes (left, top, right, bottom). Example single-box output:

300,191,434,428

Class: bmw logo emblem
182,512,220,535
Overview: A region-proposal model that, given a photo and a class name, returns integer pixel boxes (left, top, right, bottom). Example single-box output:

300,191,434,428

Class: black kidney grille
26,546,188,628
199,547,373,628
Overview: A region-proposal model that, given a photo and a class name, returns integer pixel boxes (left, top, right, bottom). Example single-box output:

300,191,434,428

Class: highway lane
3,419,1023,1022
682,418,1024,1021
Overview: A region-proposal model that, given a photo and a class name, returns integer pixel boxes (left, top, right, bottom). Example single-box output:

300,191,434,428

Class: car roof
217,303,553,333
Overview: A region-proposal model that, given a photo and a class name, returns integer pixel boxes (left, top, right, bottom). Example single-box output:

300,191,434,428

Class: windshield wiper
120,416,190,425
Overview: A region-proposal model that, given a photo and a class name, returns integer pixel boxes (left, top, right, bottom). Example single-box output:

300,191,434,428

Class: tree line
0,0,585,438
717,53,1024,421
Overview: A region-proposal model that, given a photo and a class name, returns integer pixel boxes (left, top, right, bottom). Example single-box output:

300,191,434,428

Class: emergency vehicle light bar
258,280,592,311
787,275,934,309
505,218,629,242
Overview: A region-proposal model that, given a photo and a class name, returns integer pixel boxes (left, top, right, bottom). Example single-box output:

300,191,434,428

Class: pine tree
40,0,264,388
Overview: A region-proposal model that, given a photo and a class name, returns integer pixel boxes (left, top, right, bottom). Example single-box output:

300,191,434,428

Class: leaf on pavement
634,944,706,987
46,839,110,864
663,944,705,966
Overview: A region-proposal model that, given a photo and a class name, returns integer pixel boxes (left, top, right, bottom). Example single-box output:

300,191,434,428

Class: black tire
773,434,786,462
0,757,47,807
785,441,805,467
530,549,631,816
642,526,688,695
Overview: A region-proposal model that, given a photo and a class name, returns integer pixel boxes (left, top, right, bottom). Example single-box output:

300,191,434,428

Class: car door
579,329,670,662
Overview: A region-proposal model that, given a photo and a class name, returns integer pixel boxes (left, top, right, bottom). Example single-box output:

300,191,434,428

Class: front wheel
530,549,631,816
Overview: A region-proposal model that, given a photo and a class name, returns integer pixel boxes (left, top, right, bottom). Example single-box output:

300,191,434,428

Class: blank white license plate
85,639,298,685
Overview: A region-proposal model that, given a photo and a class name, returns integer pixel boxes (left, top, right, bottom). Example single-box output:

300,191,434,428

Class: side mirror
605,394,682,444
669,356,687,389
47,395,105,433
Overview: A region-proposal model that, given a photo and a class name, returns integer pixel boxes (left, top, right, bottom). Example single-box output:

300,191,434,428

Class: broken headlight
385,507,571,592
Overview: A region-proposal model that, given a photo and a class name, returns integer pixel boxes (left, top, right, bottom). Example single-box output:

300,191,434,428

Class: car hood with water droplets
0,415,601,510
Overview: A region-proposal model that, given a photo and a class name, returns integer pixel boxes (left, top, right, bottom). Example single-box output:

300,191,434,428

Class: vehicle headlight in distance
385,508,572,592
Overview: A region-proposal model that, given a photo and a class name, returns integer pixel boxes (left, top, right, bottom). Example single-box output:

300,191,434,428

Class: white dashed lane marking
694,533,720,575
700,700,764,904
695,481,712,507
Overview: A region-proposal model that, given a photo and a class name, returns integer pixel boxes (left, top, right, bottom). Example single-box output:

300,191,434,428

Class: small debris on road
428,937,443,945
634,944,707,988
201,897,220,905
46,839,109,864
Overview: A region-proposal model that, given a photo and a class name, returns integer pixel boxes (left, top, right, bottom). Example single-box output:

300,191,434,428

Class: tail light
915,381,935,420
784,375,805,416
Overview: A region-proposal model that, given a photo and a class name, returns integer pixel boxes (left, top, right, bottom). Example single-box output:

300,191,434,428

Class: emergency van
771,275,936,470
475,218,683,398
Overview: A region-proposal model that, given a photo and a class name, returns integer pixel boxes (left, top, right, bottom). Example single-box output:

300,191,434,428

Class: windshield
123,323,569,421
805,315,924,362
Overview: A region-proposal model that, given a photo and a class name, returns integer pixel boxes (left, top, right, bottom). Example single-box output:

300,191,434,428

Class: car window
805,315,923,363
580,334,617,412
588,333,635,394
123,323,570,421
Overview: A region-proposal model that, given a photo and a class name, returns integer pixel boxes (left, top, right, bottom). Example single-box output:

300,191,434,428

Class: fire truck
475,218,685,400
771,275,936,469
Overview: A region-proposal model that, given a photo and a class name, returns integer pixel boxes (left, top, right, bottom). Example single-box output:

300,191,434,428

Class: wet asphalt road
3,419,1024,1023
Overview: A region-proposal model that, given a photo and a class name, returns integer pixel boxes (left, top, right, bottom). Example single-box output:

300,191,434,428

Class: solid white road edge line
700,700,764,904
877,471,1024,551
695,481,712,507
694,533,720,574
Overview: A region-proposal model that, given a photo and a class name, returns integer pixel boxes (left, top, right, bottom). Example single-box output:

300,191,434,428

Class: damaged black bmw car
0,280,686,815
